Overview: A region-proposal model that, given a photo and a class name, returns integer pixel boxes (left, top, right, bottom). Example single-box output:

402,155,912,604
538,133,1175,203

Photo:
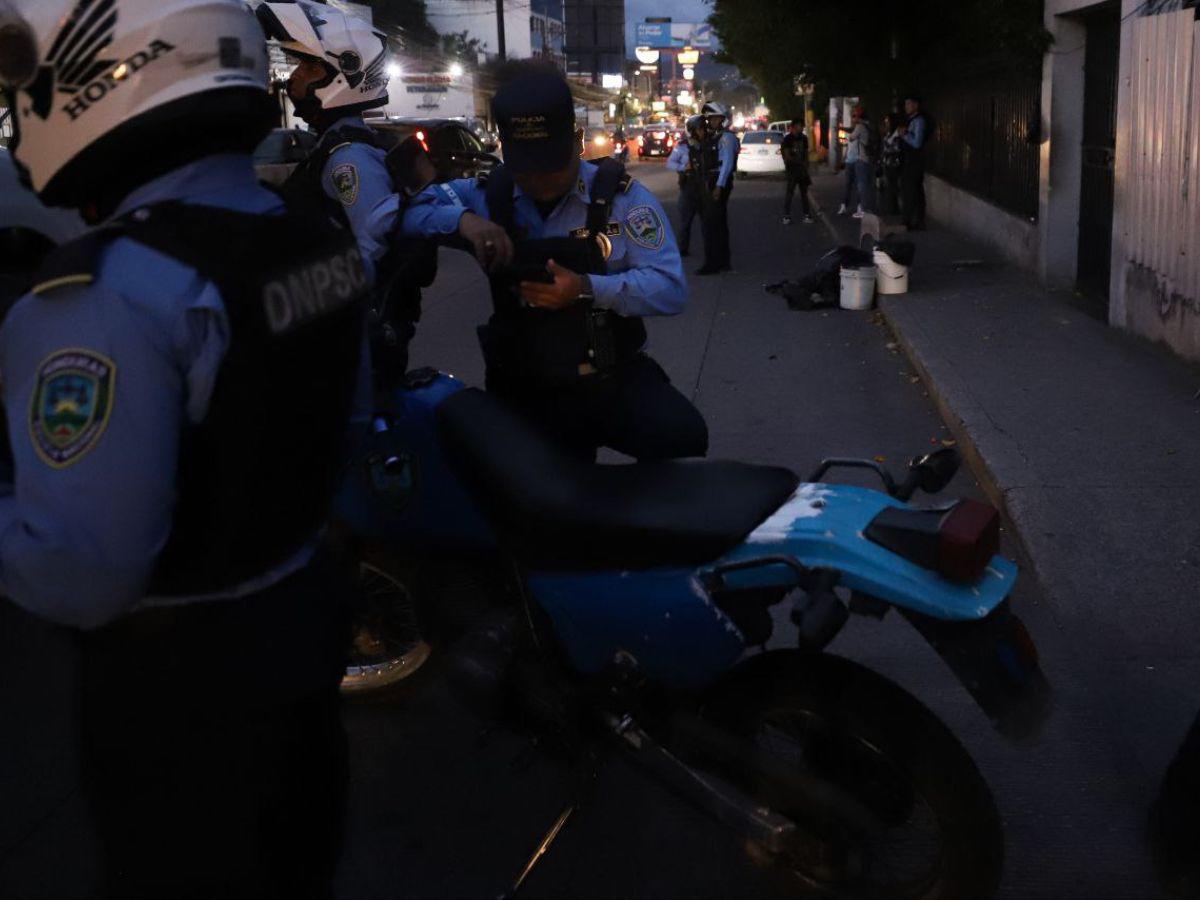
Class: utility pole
495,0,507,61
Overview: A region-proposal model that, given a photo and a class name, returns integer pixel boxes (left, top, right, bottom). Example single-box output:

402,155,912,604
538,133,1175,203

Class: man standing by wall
781,119,813,225
838,105,876,219
899,93,929,230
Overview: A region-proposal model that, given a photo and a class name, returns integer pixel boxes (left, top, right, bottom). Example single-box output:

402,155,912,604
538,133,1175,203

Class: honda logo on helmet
19,0,177,123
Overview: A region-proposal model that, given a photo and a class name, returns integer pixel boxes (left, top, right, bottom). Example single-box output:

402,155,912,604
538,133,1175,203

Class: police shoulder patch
29,349,116,469
331,162,360,207
624,205,665,250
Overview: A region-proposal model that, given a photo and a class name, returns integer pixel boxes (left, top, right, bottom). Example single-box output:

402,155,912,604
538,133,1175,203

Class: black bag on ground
766,245,873,311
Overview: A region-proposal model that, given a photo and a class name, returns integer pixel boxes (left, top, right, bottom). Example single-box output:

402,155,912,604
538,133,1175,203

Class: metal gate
1077,4,1122,300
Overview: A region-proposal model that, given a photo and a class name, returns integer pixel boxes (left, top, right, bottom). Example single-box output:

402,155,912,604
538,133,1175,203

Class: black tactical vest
282,119,435,387
690,135,721,185
32,196,369,596
482,160,647,386
279,121,380,215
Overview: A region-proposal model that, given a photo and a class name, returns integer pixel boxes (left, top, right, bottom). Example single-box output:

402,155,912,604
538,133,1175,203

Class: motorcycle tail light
938,500,1000,582
865,500,999,583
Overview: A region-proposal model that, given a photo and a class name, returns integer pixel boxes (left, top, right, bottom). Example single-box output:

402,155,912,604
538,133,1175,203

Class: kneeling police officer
0,0,369,895
403,67,708,461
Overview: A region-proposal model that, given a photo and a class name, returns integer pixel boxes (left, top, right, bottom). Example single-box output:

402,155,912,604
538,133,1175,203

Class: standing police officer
665,114,709,258
696,100,739,275
0,1,369,895
257,0,458,382
403,67,708,462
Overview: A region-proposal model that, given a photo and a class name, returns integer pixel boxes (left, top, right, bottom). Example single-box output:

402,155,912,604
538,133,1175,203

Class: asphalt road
0,161,1168,899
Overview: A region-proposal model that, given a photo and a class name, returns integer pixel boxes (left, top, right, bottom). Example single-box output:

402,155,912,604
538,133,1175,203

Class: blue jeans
856,160,876,212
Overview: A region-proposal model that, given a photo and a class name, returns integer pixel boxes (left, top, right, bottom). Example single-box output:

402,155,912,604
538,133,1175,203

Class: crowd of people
662,94,930,277
836,95,929,229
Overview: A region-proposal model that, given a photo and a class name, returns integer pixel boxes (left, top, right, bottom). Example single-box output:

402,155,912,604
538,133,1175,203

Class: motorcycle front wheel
340,559,431,697
701,651,1003,900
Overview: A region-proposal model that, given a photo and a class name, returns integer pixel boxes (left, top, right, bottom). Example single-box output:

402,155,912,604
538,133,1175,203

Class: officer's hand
519,259,584,311
712,187,723,202
458,212,514,272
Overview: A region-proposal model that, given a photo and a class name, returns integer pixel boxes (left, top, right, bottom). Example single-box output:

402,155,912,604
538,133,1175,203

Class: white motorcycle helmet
256,0,389,123
701,101,730,128
0,0,275,209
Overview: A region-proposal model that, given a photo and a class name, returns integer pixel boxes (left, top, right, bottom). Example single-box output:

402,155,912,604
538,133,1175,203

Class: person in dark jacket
881,113,905,216
780,119,813,225
899,94,929,229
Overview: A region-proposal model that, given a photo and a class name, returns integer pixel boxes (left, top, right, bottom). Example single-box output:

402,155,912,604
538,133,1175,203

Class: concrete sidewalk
813,170,1200,783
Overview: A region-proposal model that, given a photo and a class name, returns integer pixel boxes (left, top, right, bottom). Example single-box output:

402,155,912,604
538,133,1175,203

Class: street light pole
495,0,507,61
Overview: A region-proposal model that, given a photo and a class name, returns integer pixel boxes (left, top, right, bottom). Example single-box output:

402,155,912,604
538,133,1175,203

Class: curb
814,203,1037,568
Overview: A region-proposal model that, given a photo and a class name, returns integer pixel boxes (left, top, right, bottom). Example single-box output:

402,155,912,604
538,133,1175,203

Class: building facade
564,0,625,84
425,0,565,68
917,0,1200,362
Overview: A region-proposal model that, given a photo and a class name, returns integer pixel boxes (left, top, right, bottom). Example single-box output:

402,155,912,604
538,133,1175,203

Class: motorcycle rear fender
712,484,1017,622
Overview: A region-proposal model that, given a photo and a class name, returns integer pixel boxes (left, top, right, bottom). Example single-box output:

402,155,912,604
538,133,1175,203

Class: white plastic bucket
873,249,909,295
839,265,876,310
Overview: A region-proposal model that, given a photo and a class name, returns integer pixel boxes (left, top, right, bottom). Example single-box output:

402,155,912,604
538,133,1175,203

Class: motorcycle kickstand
497,753,601,899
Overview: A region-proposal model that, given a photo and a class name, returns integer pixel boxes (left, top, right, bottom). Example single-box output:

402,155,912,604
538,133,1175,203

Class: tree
440,30,486,67
708,0,1051,120
359,0,438,48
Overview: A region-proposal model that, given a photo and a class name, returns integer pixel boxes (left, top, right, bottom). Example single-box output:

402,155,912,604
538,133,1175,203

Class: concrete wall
927,175,1039,271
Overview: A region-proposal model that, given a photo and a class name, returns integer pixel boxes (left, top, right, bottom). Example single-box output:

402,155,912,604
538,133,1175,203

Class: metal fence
924,76,1041,220
1120,7,1200,308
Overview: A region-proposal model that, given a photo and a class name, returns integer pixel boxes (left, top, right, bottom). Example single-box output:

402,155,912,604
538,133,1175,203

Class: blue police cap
491,72,577,174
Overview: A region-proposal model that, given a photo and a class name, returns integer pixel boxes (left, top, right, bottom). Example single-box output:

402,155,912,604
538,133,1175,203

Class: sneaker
852,206,865,219
837,203,848,215
803,215,815,224
782,215,792,225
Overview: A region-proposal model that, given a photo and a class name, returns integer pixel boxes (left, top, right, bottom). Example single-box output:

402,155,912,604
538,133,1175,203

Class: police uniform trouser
901,149,926,227
703,184,732,269
77,561,350,900
487,353,709,462
677,184,701,255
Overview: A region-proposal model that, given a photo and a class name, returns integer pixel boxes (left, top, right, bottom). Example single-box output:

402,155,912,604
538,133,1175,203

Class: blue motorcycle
335,369,1050,900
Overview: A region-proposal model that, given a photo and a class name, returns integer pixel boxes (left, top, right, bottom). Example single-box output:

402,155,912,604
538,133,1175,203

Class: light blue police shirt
0,154,372,629
317,118,394,282
716,131,739,188
665,142,690,174
903,114,928,151
401,160,687,318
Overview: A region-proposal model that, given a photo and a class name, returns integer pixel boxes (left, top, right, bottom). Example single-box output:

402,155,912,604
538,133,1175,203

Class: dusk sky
623,0,713,56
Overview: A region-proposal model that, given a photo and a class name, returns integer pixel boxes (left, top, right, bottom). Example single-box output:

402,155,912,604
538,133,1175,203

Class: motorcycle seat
435,388,800,571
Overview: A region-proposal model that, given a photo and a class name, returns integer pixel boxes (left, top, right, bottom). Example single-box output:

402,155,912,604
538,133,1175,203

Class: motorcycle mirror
908,448,961,495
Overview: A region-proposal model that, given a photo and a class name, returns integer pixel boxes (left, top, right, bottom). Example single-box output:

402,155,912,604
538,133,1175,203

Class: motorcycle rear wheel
340,559,431,697
701,651,1003,900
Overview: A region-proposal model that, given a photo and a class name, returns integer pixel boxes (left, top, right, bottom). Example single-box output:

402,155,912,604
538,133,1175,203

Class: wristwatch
577,274,595,303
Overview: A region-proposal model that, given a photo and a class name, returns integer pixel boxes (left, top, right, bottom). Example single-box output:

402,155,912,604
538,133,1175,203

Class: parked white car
736,130,786,176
